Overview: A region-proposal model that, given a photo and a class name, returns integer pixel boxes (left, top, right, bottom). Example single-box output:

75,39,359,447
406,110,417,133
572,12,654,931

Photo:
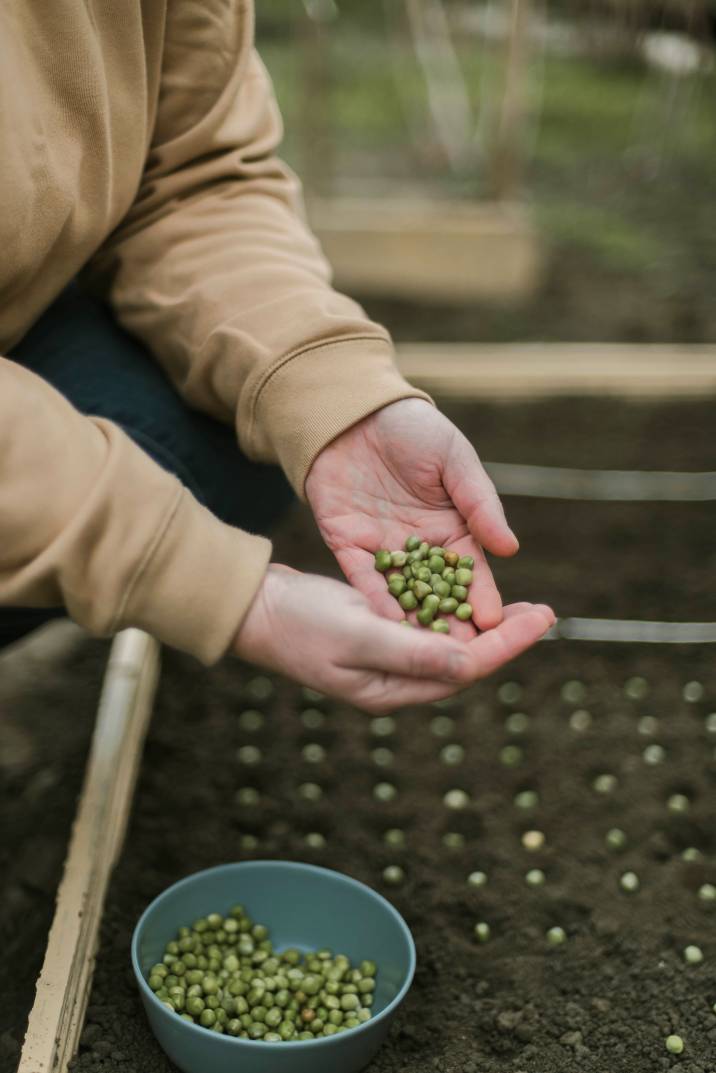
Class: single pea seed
438,597,458,615
443,788,470,810
246,675,274,701
443,550,459,568
390,550,407,568
561,679,586,703
374,550,392,573
297,782,322,802
458,556,474,569
371,747,394,767
705,712,716,733
455,603,473,621
546,926,566,945
498,681,522,705
428,545,447,557
624,676,649,700
698,883,716,903
593,773,617,794
428,555,446,574
305,832,326,849
605,827,627,851
474,922,491,942
506,712,530,734
454,568,473,586
236,787,260,807
441,568,456,587
683,681,705,702
430,579,450,599
522,830,545,851
442,831,465,849
620,871,639,892
431,619,450,634
665,1034,684,1054
302,742,326,764
637,715,658,735
388,576,406,598
371,715,396,737
500,744,523,767
374,782,398,802
569,709,592,731
418,541,430,559
423,593,440,612
525,868,545,887
682,847,702,861
451,584,468,602
384,827,406,847
416,606,435,627
399,590,418,611
667,793,690,814
414,581,432,602
405,535,421,552
237,745,262,765
643,744,666,765
430,715,455,737
467,871,487,888
514,790,539,809
416,566,432,583
382,865,405,886
301,707,325,729
238,709,264,732
684,945,703,964
239,833,259,851
440,743,465,765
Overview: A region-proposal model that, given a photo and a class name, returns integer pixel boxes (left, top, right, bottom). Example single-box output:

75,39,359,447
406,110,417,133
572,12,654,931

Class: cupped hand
305,398,521,639
233,565,555,713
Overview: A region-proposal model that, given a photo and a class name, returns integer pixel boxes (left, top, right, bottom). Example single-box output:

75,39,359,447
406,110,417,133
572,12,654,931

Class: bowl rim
130,859,417,1050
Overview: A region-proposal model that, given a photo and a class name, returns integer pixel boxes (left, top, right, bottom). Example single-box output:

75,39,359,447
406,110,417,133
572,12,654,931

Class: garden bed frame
16,341,716,1072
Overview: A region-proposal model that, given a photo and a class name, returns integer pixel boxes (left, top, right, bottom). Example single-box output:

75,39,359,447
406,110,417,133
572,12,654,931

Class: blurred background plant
256,0,715,343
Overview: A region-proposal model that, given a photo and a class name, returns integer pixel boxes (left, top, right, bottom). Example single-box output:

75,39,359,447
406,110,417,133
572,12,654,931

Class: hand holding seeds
233,564,555,713
305,399,521,639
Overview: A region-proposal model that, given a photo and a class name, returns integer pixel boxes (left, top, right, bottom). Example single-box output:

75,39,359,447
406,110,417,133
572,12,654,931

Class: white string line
485,461,716,501
541,618,716,643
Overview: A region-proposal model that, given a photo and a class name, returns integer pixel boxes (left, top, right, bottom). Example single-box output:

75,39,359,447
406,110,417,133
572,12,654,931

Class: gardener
0,1,554,710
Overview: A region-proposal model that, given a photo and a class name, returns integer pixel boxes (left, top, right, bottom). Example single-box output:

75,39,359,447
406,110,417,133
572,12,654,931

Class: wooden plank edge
18,629,160,1073
395,343,716,400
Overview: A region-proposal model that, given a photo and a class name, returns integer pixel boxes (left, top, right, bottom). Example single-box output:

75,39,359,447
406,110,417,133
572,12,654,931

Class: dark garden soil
3,397,716,1073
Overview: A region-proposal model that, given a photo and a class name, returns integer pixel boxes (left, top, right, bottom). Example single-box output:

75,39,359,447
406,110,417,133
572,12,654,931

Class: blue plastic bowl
131,860,416,1073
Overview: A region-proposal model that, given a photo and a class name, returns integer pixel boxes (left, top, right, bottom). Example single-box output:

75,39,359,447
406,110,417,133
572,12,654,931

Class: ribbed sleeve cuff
248,337,434,497
118,488,272,665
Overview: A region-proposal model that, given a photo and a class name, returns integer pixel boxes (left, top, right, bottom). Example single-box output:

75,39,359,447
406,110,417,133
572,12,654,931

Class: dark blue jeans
2,280,294,648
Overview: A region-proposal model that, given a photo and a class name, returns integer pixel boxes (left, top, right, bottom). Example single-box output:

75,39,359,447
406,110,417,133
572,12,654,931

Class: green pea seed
414,581,432,602
458,556,474,569
698,883,716,903
416,566,432,583
684,945,703,963
443,550,460,567
430,619,450,634
417,606,436,627
405,535,421,552
432,579,451,599
423,593,440,613
451,584,468,601
390,550,407,567
455,603,473,622
374,550,392,572
399,591,417,611
438,597,458,614
388,577,406,597
441,568,456,587
474,922,491,942
455,568,473,586
546,926,566,945
428,555,445,573
665,1035,684,1054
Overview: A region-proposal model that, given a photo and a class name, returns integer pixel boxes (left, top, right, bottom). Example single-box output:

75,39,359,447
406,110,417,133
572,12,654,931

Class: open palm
305,398,520,641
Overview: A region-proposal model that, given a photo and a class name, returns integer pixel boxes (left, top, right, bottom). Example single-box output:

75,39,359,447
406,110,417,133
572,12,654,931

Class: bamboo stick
19,629,160,1073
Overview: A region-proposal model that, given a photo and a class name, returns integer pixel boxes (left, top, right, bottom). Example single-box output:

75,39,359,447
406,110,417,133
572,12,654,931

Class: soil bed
3,397,715,1073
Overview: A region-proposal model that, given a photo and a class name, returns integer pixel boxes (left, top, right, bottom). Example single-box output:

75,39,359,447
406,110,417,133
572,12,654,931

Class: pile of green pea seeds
147,904,377,1041
375,534,474,633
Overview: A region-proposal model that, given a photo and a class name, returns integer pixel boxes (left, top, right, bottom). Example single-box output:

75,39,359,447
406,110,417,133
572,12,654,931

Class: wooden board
395,342,716,399
19,629,160,1073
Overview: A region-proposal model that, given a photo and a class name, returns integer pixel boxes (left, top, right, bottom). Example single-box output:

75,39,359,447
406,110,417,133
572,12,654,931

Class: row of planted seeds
148,904,376,1040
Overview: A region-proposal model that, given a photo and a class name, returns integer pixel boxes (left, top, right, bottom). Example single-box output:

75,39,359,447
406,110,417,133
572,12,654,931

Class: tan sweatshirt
0,0,429,663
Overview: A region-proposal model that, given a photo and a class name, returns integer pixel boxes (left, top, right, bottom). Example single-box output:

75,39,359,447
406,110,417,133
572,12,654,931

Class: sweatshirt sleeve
79,3,431,497
0,359,271,664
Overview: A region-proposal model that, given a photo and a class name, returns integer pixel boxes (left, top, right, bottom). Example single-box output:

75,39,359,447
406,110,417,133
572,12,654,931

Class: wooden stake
19,629,160,1073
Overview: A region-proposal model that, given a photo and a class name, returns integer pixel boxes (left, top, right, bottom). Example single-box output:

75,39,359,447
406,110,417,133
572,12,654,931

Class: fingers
350,609,475,683
442,434,518,558
338,547,405,622
469,545,503,630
